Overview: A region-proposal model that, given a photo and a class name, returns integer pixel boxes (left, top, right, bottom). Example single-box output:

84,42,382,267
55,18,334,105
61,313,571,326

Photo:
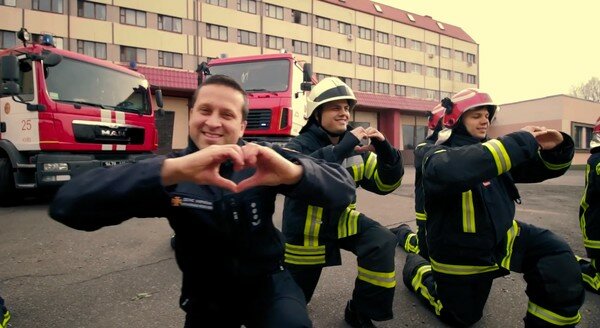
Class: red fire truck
204,53,313,143
0,29,162,205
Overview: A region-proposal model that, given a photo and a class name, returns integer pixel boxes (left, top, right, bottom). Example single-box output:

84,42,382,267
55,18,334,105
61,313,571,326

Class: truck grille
246,109,271,130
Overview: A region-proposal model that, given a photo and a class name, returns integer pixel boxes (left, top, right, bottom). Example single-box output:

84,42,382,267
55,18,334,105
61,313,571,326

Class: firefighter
577,116,600,294
49,75,357,328
391,103,445,260
402,88,584,326
282,77,403,327
0,296,9,328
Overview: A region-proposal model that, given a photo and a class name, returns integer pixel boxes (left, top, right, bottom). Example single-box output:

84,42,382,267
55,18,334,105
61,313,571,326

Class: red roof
355,92,438,113
135,65,198,91
321,0,476,43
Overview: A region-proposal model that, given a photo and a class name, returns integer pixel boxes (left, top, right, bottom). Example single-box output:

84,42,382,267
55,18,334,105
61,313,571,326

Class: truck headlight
43,163,69,171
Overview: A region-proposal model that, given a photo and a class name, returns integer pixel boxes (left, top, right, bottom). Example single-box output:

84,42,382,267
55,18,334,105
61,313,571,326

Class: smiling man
49,75,356,328
282,77,404,327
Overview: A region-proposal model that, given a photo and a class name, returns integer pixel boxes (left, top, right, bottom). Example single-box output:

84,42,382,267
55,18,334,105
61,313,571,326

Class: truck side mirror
43,53,62,67
155,89,165,116
301,63,313,91
1,56,21,96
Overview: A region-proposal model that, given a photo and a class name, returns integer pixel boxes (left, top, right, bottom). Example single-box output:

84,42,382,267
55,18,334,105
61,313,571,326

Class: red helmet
441,88,497,128
427,104,445,130
594,116,600,134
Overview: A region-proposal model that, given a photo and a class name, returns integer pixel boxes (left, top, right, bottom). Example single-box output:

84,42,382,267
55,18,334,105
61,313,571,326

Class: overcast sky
375,0,598,104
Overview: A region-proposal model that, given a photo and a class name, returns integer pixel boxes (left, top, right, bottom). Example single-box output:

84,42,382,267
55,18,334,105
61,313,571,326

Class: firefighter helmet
441,88,498,129
427,104,445,130
306,77,356,120
595,116,600,134
591,116,600,149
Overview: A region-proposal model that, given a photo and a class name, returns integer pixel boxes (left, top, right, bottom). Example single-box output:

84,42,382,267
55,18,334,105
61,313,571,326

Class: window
395,85,406,96
403,124,427,150
425,89,438,100
265,35,283,49
426,43,437,55
238,30,257,46
410,40,422,51
33,0,63,13
440,47,451,58
339,76,352,86
358,27,372,40
394,60,406,72
395,36,406,47
1,0,16,6
292,40,308,55
338,21,351,35
158,15,182,33
411,63,422,75
467,53,476,63
77,40,106,59
207,24,227,41
406,86,422,98
359,79,372,92
159,51,183,68
265,3,283,19
375,82,389,94
292,10,308,25
0,30,16,49
120,8,146,27
358,53,372,66
316,73,329,81
376,57,389,69
572,123,594,149
455,50,464,61
440,69,451,80
467,74,477,84
120,46,146,64
376,31,388,44
77,1,106,20
237,0,256,14
315,44,330,59
206,0,226,7
316,16,330,30
440,91,451,99
426,66,438,77
338,49,352,63
455,72,463,82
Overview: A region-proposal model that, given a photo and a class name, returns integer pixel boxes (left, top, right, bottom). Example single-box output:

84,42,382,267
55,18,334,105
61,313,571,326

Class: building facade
489,95,600,166
0,0,479,153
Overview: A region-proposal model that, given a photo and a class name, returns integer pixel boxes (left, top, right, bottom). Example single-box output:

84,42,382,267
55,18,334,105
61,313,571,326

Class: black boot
391,224,418,253
344,300,376,328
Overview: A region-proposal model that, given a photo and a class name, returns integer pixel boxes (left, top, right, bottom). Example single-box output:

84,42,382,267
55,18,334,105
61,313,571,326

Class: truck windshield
209,59,290,93
44,57,150,114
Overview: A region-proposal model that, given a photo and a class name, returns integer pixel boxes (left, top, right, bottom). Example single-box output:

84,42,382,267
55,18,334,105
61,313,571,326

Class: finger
208,176,238,193
236,175,263,193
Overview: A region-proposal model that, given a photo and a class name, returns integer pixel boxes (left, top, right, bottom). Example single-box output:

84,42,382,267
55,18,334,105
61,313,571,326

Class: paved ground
0,166,598,327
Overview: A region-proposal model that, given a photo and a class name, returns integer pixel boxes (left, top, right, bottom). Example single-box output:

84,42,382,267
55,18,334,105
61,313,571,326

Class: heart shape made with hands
195,144,301,193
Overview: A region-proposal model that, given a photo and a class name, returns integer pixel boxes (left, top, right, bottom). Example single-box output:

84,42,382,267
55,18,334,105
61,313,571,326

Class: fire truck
203,53,313,143
0,28,162,205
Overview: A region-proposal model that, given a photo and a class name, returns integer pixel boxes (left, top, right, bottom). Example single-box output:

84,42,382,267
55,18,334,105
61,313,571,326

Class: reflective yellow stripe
284,253,326,265
500,220,519,269
404,232,420,253
357,266,396,288
580,165,591,241
285,243,325,255
583,238,600,249
596,162,600,175
527,301,581,326
338,208,360,238
430,257,499,275
582,270,600,291
416,212,427,221
303,205,323,247
539,152,571,171
461,190,476,233
351,163,365,181
374,170,402,192
482,139,512,175
364,153,377,179
411,265,443,315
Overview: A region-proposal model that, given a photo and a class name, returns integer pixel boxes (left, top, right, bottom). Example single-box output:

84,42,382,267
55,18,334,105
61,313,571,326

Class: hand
350,127,369,143
365,127,385,142
536,129,563,150
161,144,244,192
236,143,303,192
520,125,548,138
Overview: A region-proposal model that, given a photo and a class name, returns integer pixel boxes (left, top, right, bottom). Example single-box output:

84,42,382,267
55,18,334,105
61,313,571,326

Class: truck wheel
0,158,18,207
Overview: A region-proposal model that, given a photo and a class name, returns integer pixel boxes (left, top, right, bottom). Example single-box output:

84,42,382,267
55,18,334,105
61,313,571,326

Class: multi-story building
0,0,479,154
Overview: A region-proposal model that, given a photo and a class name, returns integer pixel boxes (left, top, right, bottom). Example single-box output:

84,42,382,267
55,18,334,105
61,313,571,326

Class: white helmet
306,77,356,120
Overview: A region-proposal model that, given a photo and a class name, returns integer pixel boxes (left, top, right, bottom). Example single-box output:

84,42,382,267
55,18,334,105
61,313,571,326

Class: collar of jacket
444,132,487,147
305,122,354,146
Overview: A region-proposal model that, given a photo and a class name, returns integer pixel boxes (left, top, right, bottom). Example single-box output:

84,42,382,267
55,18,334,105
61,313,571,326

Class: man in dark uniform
392,103,445,260
403,88,584,327
49,75,356,328
282,77,403,327
0,296,9,328
577,116,600,293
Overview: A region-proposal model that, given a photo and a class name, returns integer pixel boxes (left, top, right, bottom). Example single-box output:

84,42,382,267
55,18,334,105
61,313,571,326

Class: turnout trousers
286,213,397,321
404,221,584,327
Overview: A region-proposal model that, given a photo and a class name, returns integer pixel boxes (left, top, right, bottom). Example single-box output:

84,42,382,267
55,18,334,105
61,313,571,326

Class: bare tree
570,77,600,102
